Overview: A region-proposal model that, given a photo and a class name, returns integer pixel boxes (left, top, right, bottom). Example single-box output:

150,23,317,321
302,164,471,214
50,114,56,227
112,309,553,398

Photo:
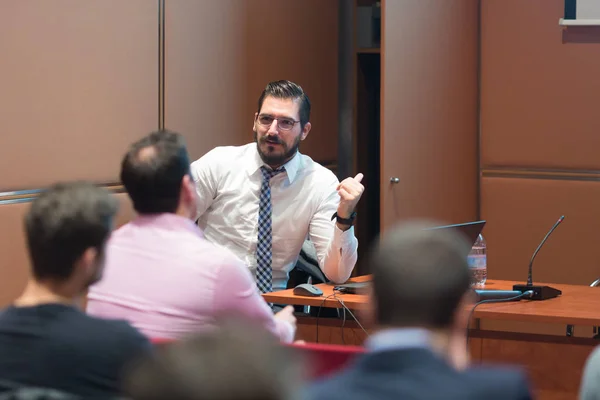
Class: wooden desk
264,277,600,400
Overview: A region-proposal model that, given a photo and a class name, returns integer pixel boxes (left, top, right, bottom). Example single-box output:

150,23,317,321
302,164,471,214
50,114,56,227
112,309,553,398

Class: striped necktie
256,165,285,293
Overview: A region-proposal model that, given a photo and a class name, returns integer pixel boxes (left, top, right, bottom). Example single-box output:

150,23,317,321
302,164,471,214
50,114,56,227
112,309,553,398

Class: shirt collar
365,328,432,353
132,213,204,238
245,143,301,184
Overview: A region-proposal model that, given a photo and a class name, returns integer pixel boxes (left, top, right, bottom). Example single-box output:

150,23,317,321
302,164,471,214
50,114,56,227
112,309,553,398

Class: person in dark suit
307,220,533,400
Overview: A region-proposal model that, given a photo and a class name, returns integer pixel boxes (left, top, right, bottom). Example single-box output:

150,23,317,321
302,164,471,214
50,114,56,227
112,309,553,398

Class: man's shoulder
461,365,532,398
72,312,151,353
192,143,254,165
306,355,532,400
0,305,148,348
72,309,144,338
296,153,339,185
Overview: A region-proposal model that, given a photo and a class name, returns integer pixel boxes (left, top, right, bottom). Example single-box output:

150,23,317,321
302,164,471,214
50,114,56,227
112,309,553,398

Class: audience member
190,80,363,295
0,182,150,398
307,221,534,400
124,319,303,400
87,130,296,341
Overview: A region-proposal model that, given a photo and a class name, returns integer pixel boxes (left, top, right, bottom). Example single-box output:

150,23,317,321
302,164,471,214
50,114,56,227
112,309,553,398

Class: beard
254,130,301,167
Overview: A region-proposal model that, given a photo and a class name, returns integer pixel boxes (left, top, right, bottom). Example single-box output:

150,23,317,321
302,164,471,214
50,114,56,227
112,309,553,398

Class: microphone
513,215,564,300
474,290,532,302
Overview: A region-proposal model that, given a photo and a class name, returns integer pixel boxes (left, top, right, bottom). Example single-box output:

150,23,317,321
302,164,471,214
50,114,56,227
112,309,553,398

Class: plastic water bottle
468,234,487,287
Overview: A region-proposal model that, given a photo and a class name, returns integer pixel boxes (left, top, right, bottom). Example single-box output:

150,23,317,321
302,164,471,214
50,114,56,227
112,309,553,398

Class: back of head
369,220,472,329
121,130,191,214
25,181,118,282
257,80,311,128
125,320,300,400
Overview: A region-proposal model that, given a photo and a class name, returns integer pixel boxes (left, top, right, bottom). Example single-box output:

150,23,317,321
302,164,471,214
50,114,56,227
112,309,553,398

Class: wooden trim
476,0,482,220
337,0,354,181
469,328,600,346
0,183,126,204
482,167,600,182
356,48,380,54
158,0,165,130
352,0,358,177
379,0,386,234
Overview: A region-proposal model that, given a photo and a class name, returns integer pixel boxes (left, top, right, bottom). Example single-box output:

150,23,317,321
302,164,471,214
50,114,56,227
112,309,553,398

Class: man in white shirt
190,80,363,292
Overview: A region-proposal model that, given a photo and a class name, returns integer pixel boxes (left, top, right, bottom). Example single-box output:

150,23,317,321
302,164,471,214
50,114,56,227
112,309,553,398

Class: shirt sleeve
190,149,218,220
308,177,358,284
580,346,600,400
213,255,295,343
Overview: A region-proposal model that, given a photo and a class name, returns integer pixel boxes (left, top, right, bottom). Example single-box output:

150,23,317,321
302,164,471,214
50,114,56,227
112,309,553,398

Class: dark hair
257,80,311,128
369,221,472,329
121,130,191,214
125,320,301,400
24,181,118,281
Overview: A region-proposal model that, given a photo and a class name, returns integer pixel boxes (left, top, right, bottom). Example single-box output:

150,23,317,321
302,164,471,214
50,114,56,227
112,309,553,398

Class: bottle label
467,254,486,269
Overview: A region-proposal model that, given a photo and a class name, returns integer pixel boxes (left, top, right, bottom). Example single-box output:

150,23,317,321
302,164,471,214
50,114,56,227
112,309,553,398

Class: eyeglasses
256,114,300,131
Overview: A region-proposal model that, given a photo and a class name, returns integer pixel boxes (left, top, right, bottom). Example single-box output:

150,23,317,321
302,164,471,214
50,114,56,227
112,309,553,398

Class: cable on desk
315,293,339,343
314,290,369,344
466,291,534,345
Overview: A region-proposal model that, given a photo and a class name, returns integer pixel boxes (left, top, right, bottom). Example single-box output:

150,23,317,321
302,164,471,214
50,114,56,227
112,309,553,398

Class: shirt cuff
333,224,357,248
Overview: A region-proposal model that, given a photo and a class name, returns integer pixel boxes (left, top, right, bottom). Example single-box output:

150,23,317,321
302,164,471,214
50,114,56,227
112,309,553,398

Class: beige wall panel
244,0,339,163
0,1,158,190
381,0,479,231
481,176,600,285
164,0,249,162
0,192,135,308
481,0,600,170
114,192,136,229
0,201,30,306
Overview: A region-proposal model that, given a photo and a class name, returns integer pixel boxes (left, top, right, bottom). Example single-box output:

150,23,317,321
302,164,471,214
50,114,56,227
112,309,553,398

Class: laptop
334,220,486,294
424,220,486,247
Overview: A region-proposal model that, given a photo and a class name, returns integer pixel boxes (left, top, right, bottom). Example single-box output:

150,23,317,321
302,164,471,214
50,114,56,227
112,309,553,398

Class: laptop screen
424,220,486,247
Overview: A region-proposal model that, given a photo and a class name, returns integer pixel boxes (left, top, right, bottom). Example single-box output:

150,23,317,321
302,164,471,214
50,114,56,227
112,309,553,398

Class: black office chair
566,278,600,338
287,240,339,318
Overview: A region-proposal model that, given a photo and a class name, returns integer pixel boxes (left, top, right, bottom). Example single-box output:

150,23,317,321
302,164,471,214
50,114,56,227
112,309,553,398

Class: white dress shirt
190,143,358,291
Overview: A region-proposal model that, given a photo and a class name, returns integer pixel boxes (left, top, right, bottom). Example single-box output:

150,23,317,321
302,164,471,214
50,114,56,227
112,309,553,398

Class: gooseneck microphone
526,215,564,286
513,215,565,300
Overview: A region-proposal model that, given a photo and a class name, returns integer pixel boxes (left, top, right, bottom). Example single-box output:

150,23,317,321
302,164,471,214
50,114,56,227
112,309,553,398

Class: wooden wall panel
380,0,479,231
475,331,596,400
0,202,31,306
481,177,600,286
0,192,136,307
166,1,338,165
0,1,158,190
244,0,339,163
481,0,600,170
164,0,250,162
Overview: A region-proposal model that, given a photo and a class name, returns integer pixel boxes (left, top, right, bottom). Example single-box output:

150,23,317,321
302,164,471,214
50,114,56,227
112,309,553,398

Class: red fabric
289,342,365,379
150,338,364,379
150,337,174,345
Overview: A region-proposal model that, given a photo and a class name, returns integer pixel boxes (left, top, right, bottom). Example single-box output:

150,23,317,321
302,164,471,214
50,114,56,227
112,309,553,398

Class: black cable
341,303,346,344
336,297,369,337
315,293,339,343
466,291,533,345
315,291,371,344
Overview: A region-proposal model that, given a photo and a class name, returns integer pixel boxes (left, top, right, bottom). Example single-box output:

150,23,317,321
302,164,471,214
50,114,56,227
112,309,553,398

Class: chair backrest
289,342,365,379
150,337,174,346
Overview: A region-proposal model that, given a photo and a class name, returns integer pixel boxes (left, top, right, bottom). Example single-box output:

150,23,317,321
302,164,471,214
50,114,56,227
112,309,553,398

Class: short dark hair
121,130,191,214
369,221,472,329
257,80,311,128
125,320,300,400
24,181,118,281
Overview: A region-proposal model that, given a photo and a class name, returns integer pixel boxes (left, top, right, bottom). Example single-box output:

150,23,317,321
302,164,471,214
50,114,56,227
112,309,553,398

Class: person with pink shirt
86,130,296,342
